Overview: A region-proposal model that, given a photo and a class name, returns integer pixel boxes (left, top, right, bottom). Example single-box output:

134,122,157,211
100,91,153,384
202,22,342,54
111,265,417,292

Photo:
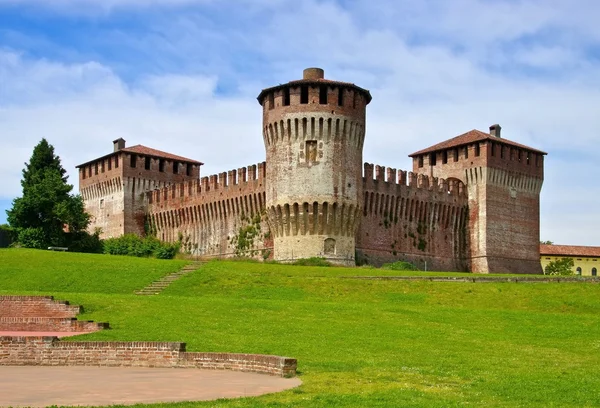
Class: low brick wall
181,352,297,377
0,318,108,332
0,337,297,377
0,296,107,333
0,296,81,318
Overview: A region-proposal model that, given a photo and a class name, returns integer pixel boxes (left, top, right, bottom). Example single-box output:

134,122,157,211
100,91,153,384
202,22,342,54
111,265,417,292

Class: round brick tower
257,68,372,265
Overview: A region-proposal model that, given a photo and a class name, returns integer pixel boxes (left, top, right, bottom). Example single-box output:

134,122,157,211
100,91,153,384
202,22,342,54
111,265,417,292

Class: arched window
576,267,582,275
324,238,336,255
592,267,597,277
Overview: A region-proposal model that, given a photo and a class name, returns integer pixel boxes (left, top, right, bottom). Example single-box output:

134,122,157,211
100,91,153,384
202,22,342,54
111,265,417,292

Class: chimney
113,138,126,152
489,124,501,138
303,67,324,80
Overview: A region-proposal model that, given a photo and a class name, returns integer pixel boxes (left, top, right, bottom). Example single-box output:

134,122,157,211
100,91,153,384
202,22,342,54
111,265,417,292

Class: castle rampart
356,163,469,270
147,162,270,258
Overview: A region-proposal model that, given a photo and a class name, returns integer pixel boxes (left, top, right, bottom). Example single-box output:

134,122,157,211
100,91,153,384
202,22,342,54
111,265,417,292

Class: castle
77,68,546,273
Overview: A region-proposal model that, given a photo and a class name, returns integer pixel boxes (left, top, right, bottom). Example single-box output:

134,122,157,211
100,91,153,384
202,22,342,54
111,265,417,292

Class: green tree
540,240,554,245
6,139,90,249
544,257,575,276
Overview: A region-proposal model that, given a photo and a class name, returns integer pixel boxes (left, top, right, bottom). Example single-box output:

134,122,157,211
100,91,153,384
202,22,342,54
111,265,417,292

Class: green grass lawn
1,249,599,407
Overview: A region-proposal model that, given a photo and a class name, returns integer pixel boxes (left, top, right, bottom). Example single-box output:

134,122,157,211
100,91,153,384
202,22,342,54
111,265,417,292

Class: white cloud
1,0,599,244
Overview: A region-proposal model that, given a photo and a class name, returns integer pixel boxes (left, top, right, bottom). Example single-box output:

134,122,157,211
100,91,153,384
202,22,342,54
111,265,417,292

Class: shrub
292,257,332,267
381,260,420,271
0,224,16,248
103,234,179,259
65,229,103,253
17,227,47,249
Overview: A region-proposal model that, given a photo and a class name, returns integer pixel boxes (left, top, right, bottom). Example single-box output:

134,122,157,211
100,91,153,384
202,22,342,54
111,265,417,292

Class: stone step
134,262,203,296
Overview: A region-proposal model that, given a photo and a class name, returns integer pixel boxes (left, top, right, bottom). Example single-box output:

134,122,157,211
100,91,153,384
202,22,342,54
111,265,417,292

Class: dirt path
0,366,301,407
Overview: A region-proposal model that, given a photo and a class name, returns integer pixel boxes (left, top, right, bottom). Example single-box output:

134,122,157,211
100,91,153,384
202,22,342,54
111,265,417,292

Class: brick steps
0,296,109,333
135,262,204,295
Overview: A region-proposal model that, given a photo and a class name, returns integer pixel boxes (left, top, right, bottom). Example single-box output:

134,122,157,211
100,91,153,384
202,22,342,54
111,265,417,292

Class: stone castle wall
147,163,271,259
356,164,469,270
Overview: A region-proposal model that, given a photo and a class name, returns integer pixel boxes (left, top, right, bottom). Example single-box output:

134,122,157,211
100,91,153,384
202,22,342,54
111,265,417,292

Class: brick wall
147,162,271,259
356,164,469,270
0,337,297,377
0,296,107,333
0,296,81,318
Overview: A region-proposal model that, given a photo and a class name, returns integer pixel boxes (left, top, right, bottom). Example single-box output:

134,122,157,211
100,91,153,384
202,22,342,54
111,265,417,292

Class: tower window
173,161,179,174
319,85,327,104
418,156,424,168
300,86,308,104
306,140,318,163
283,88,290,106
81,169,86,180
108,158,112,170
268,92,274,110
592,267,597,276
338,88,344,106
186,164,192,176
159,159,165,172
464,146,469,159
115,156,119,168
518,149,522,162
130,155,137,168
442,150,448,164
100,160,105,173
454,148,459,162
145,156,151,170
491,142,495,157
94,163,99,175
474,143,480,157
430,152,437,166
500,145,505,159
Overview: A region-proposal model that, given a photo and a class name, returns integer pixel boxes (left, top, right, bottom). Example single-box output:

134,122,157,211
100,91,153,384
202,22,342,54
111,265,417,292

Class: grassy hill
1,248,599,407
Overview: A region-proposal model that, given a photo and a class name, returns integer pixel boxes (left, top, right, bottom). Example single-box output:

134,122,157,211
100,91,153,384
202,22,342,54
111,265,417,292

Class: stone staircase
135,262,204,295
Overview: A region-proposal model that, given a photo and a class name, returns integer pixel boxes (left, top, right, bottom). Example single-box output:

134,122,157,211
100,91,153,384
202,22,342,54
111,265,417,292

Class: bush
65,229,103,253
292,257,332,267
0,224,16,248
154,242,180,259
103,234,179,259
381,260,420,271
17,227,47,249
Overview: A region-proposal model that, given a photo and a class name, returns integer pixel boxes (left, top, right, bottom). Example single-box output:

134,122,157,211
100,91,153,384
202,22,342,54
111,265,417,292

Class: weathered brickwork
0,296,108,333
78,140,201,239
77,70,546,273
410,126,545,273
147,163,270,258
0,337,297,377
357,164,469,270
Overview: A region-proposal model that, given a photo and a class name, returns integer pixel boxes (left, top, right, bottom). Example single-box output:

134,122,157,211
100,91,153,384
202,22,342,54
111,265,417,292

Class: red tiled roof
121,145,202,165
76,145,203,168
409,129,547,157
540,244,600,258
257,78,372,104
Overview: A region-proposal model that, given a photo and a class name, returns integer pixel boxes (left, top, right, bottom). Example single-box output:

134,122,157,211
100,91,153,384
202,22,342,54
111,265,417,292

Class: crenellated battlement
362,163,467,197
148,162,266,207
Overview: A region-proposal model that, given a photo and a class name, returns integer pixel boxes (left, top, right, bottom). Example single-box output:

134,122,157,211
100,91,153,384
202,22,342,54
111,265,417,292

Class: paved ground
0,331,93,338
0,366,302,407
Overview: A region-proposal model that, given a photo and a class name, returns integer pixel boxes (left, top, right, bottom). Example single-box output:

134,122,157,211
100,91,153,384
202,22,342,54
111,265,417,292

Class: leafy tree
6,139,90,249
540,240,554,245
544,257,574,276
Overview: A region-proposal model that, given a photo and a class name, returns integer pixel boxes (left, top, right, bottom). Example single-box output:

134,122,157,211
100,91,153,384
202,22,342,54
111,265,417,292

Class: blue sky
1,0,599,245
